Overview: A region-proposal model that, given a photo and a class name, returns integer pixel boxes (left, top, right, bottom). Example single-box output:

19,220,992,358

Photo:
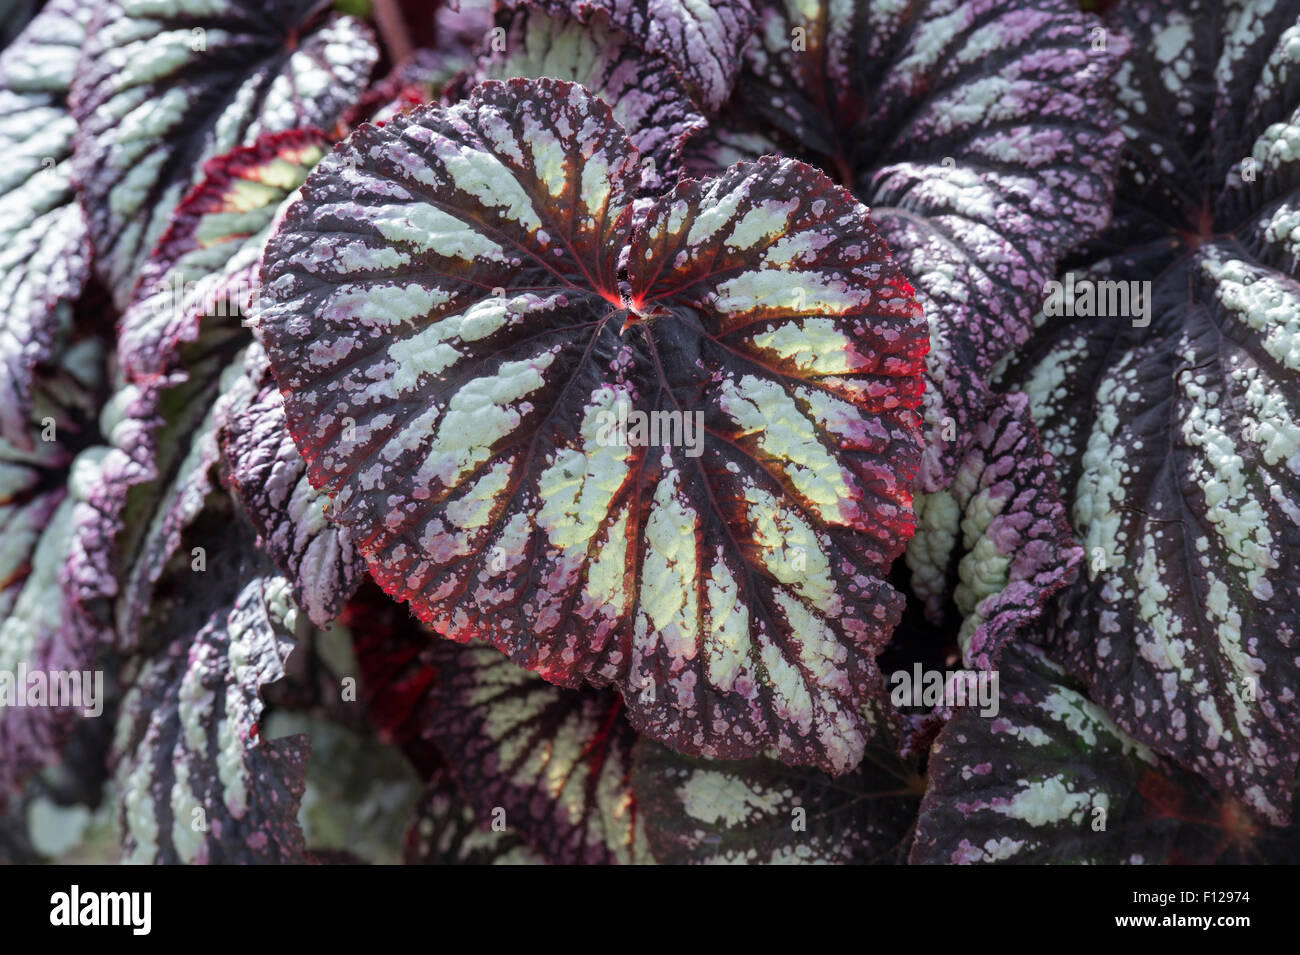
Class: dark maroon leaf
87,132,341,639
632,738,921,864
498,0,758,111
218,344,365,628
0,445,77,804
121,128,330,383
911,643,1300,864
70,0,378,308
912,643,1181,864
64,335,246,655
404,770,546,865
683,0,1125,493
1146,777,1300,865
255,77,928,774
464,4,706,193
904,392,1082,670
0,345,106,807
426,640,649,864
112,571,308,864
998,0,1300,824
0,0,93,449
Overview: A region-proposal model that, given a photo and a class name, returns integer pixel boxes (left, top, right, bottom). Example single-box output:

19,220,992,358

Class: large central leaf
256,78,927,774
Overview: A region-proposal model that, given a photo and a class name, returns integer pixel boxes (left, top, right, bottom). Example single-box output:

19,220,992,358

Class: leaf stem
373,0,413,65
